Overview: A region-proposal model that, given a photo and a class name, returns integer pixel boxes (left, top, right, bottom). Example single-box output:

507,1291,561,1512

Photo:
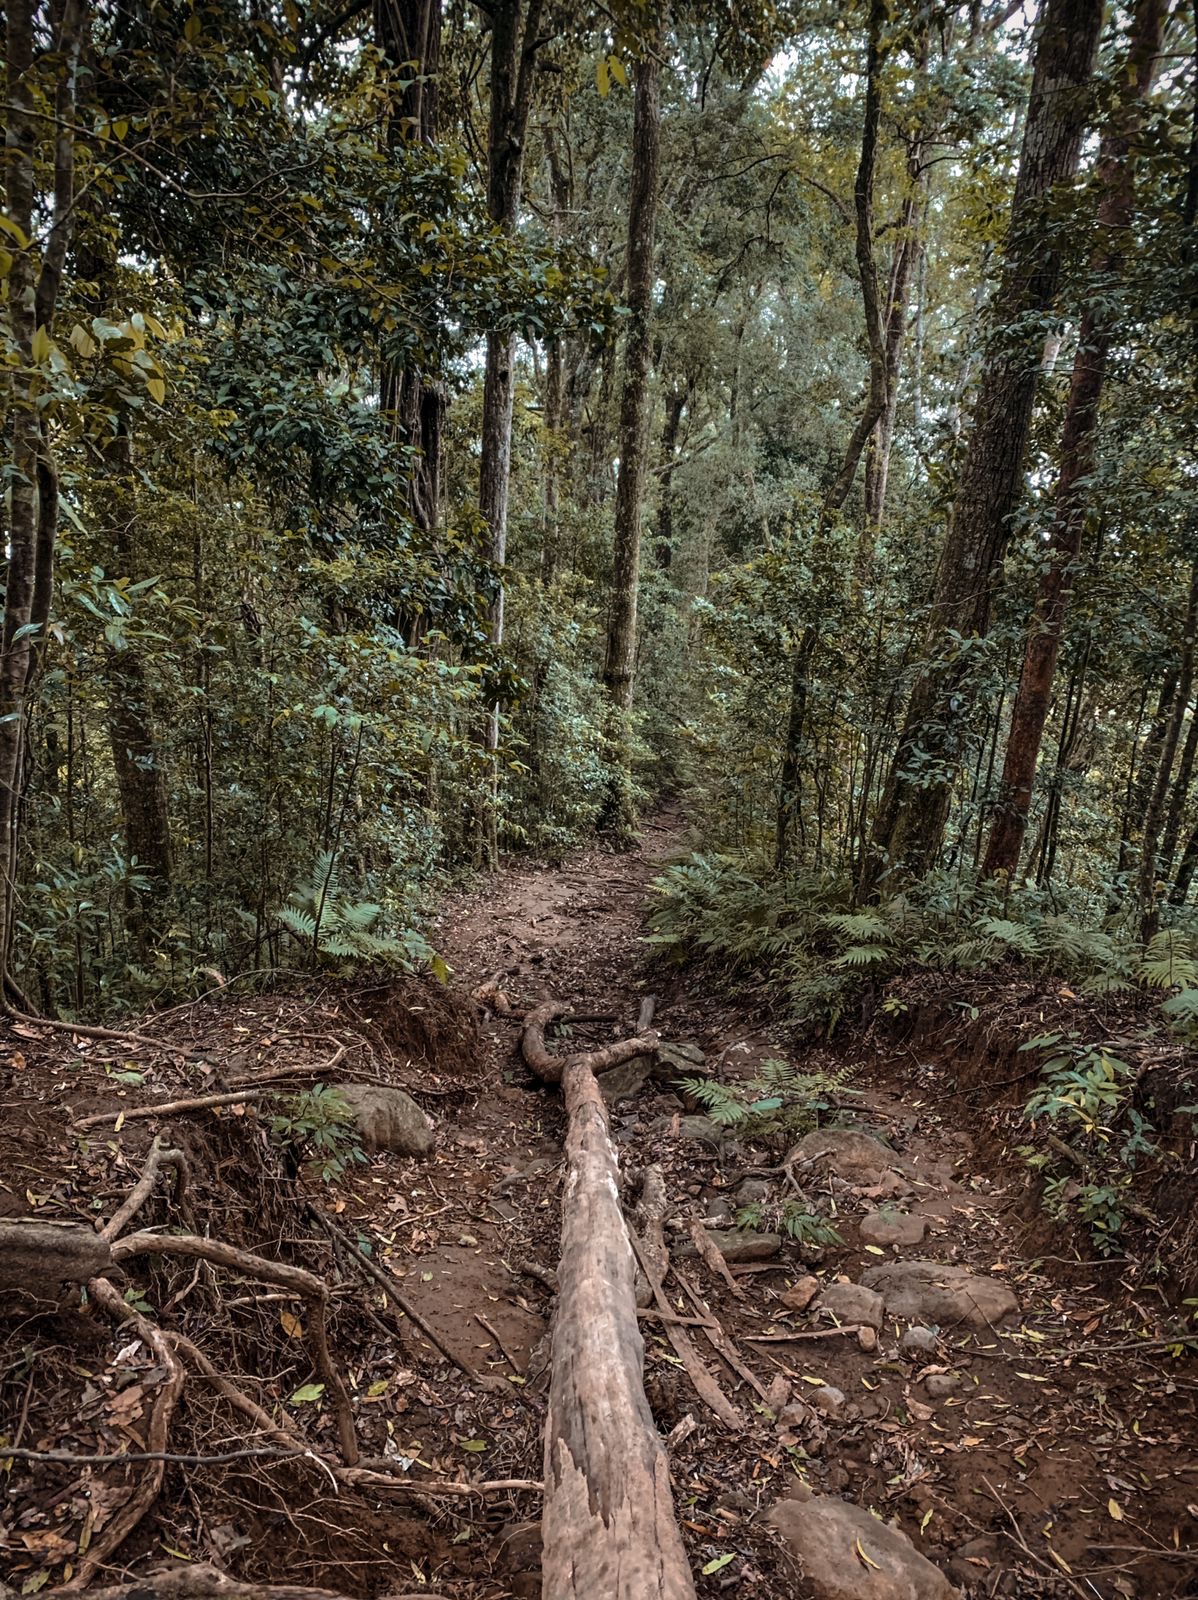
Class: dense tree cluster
2,0,1196,1015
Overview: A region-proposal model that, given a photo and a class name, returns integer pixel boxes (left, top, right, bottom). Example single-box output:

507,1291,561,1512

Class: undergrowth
651,851,1198,1257
648,851,1198,1034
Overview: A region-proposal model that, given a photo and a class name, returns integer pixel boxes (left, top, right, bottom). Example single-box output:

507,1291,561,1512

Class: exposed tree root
70,1280,186,1591
48,1564,445,1600
520,999,658,1085
100,1137,189,1241
110,1232,357,1465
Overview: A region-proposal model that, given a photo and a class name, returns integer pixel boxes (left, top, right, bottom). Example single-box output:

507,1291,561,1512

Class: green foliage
269,1086,366,1183
734,1199,843,1248
1018,1033,1158,1254
272,852,435,971
676,1057,859,1143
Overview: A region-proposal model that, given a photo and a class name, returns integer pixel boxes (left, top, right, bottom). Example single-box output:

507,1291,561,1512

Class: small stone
779,1400,812,1427
677,1228,782,1263
768,1495,958,1600
861,1260,1019,1328
598,1055,653,1105
648,1114,732,1149
810,1385,845,1417
856,1325,878,1352
818,1281,884,1330
704,1198,733,1225
900,1326,939,1356
734,1178,773,1206
793,1128,905,1181
924,1373,962,1399
860,1209,927,1247
781,1274,821,1311
765,1374,791,1412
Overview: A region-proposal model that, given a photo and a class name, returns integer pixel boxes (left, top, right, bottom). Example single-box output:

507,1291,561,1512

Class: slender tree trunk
821,0,888,522
775,0,886,866
601,49,661,830
479,0,545,755
0,0,84,997
1160,696,1198,880
982,0,1166,879
375,0,444,597
1140,561,1198,940
102,432,175,938
655,382,689,571
869,0,1104,886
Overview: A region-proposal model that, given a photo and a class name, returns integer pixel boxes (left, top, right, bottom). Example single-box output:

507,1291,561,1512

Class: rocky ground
1,811,1196,1598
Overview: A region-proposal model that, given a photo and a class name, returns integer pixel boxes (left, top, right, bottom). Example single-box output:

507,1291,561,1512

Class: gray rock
793,1128,901,1180
734,1178,773,1206
810,1384,845,1417
677,1228,782,1263
900,1326,939,1357
924,1373,962,1399
818,1281,884,1330
860,1209,927,1247
860,1261,1018,1328
769,1493,958,1600
703,1198,734,1225
654,1039,706,1077
598,1054,653,1105
333,1083,432,1156
649,1113,730,1148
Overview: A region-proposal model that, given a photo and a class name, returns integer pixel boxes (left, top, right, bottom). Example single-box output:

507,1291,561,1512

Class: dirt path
1,813,1195,1600
430,811,1198,1600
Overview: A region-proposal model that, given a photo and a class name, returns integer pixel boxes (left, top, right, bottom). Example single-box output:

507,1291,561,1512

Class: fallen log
0,1219,113,1295
536,1013,697,1600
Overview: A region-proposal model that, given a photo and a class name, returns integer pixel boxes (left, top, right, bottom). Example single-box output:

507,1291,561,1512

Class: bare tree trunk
0,0,84,997
1140,562,1198,940
820,0,888,522
531,1004,696,1600
101,432,175,940
869,0,1104,886
982,0,1166,879
602,51,662,719
479,0,545,758
375,0,444,605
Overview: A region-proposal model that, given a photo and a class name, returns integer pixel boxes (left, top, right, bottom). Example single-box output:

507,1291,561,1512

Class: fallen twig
744,1325,867,1344
685,1218,745,1302
629,1228,744,1430
310,1208,499,1388
50,1562,444,1600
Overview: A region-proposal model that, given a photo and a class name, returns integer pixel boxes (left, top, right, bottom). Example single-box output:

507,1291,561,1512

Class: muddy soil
2,812,1196,1599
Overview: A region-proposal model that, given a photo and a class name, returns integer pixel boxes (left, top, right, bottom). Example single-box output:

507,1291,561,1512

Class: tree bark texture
603,51,662,714
870,0,1104,884
0,0,85,987
541,1054,697,1600
376,0,445,563
981,0,1166,879
1139,562,1198,939
479,0,545,745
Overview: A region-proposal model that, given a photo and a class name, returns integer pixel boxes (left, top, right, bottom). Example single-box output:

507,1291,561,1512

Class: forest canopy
2,0,1197,1020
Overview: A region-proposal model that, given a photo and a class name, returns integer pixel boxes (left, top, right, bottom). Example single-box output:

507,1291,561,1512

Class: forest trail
431,809,1198,1599
2,813,1196,1600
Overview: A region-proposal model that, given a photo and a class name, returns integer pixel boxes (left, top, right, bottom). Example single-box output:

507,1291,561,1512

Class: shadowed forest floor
2,812,1196,1598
